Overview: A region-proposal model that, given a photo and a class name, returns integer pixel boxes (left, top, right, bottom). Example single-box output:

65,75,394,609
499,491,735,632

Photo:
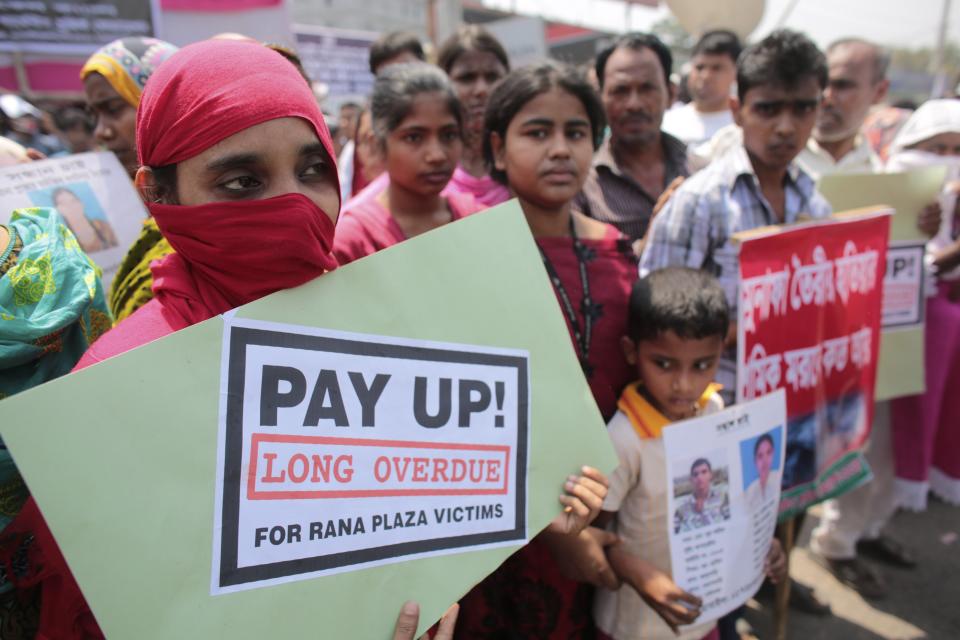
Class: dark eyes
651,359,712,371
755,103,778,116
91,99,128,119
218,159,330,195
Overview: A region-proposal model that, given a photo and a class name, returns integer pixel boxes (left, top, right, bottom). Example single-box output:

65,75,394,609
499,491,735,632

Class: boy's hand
546,526,621,590
764,538,787,584
639,568,703,633
547,466,609,536
609,547,701,633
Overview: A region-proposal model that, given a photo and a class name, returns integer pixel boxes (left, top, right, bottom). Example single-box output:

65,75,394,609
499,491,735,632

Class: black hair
482,61,606,185
150,164,178,204
693,29,742,63
55,106,93,133
627,267,730,343
736,29,827,102
265,43,311,85
690,458,712,475
369,31,425,75
437,25,510,75
826,38,890,84
594,32,672,89
370,62,463,145
754,433,775,458
51,186,78,203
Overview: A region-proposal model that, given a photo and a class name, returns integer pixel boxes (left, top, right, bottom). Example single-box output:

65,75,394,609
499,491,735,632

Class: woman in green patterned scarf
81,36,179,323
0,207,110,637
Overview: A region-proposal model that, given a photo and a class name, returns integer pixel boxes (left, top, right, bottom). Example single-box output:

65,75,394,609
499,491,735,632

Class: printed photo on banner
736,212,890,518
0,151,148,290
663,390,786,626
213,316,530,594
672,452,731,534
28,182,119,253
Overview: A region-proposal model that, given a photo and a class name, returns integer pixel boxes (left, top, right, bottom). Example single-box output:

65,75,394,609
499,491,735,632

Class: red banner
736,212,891,518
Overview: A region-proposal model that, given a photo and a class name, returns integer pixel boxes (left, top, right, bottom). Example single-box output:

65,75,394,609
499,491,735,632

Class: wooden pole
774,518,795,640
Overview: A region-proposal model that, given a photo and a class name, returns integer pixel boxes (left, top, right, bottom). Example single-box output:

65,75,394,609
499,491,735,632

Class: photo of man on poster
674,457,731,533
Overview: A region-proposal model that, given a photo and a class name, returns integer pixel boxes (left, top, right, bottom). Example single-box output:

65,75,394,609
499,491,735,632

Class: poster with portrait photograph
662,389,786,626
0,151,148,291
736,211,891,519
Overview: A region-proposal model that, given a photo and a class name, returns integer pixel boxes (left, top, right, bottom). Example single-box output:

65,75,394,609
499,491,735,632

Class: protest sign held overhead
215,317,529,593
736,210,891,518
0,151,148,290
664,389,787,626
0,203,619,639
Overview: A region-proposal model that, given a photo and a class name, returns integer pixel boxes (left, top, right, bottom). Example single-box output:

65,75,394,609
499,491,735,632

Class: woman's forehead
190,117,324,163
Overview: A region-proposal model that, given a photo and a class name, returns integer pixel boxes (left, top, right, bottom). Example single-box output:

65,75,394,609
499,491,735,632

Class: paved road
742,499,960,639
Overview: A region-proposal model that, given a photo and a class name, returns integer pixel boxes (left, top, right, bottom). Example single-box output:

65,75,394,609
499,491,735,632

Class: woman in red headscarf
1,39,608,639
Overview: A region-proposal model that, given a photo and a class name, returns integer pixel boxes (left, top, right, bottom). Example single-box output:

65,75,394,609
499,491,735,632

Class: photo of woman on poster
50,186,118,253
742,427,784,512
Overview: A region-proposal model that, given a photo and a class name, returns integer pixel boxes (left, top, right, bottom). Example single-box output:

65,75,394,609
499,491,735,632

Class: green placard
0,201,618,638
819,168,945,400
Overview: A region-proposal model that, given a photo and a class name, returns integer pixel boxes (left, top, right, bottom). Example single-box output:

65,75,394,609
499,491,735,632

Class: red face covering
135,39,340,328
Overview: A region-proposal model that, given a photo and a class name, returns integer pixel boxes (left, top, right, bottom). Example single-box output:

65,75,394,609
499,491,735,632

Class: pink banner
160,0,281,11
0,65,17,92
24,61,83,93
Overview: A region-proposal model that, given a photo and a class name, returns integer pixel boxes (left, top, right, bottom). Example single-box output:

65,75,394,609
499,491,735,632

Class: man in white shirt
662,30,741,155
797,39,888,180
807,39,918,602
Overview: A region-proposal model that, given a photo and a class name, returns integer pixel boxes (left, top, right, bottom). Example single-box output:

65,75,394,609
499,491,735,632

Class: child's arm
541,467,619,590
607,543,703,633
764,538,787,584
543,525,621,590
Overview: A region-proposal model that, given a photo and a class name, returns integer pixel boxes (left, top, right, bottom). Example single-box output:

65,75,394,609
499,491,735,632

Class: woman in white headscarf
887,99,960,511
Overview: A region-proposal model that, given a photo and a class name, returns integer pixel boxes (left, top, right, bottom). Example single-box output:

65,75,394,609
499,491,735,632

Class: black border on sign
218,326,529,588
881,244,927,330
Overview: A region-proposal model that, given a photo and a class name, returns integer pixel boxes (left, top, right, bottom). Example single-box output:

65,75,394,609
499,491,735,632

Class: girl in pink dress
437,25,511,207
455,61,638,640
334,63,483,265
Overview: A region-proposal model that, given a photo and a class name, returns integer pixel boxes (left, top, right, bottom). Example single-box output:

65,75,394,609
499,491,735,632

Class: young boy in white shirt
595,267,786,640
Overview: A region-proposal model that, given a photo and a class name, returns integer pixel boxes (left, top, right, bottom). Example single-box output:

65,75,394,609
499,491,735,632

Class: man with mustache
796,39,888,179
573,33,689,246
806,39,920,601
640,30,831,404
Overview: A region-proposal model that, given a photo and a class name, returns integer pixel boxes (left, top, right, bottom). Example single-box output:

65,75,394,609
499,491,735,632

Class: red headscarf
136,39,340,328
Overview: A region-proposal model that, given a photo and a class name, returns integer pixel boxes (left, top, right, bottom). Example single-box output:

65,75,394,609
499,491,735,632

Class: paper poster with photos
0,151,148,291
736,210,891,519
663,390,787,625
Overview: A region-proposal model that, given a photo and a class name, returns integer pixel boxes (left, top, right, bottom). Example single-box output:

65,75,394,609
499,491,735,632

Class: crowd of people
0,16,958,640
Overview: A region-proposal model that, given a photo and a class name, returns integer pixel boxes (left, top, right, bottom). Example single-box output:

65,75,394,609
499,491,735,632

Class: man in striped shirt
573,33,689,245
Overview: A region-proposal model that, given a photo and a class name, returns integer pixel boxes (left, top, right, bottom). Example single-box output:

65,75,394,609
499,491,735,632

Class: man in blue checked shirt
639,29,833,407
